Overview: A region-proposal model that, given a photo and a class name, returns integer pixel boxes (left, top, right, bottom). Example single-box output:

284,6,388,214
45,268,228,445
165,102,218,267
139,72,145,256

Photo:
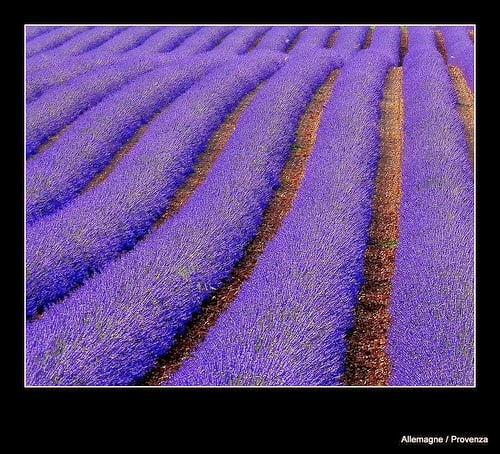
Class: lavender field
25,25,475,387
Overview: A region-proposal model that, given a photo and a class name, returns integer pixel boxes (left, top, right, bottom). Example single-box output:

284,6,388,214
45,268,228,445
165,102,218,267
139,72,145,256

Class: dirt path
342,67,404,386
363,27,374,49
399,27,408,66
139,70,340,386
435,30,448,62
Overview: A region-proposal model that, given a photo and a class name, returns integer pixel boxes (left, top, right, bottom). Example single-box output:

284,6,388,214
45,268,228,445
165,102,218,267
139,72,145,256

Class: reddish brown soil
139,70,340,386
362,27,374,49
399,27,408,66
468,28,474,42
342,67,403,386
434,30,448,62
327,30,339,48
83,112,162,192
448,65,475,168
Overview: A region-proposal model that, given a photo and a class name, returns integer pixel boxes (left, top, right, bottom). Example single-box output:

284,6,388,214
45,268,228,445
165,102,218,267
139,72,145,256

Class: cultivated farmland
25,25,475,386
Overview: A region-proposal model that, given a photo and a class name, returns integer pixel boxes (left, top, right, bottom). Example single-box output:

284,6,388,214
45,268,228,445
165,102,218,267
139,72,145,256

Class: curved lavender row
26,60,158,156
169,26,238,55
288,26,339,54
26,26,59,42
26,52,285,317
168,30,401,387
387,28,474,386
439,26,474,92
253,26,306,52
368,25,401,66
212,26,270,54
26,26,92,58
26,52,235,223
125,26,200,54
26,51,340,386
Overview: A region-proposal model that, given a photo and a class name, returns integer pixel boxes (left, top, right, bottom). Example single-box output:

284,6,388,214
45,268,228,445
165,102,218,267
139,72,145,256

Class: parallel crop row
26,50,344,385
387,27,474,386
168,26,401,386
26,51,285,317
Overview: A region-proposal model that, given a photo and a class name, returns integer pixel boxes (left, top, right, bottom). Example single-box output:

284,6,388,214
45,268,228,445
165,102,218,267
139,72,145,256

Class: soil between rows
139,70,340,385
342,67,404,386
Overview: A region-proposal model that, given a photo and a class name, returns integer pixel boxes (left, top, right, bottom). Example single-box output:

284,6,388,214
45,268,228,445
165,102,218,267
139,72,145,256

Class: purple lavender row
26,51,285,318
26,50,341,386
168,26,401,386
26,52,235,224
439,26,474,92
387,27,474,386
125,26,201,54
253,26,306,52
212,26,270,54
26,26,59,42
288,26,339,54
26,26,236,102
26,26,93,58
27,59,158,156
